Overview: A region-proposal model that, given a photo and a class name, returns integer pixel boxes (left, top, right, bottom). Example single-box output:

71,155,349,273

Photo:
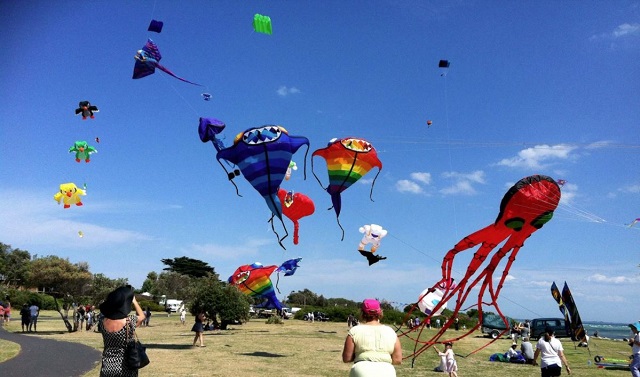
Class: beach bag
125,318,150,369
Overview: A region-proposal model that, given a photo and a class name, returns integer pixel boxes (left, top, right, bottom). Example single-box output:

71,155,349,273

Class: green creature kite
69,141,98,163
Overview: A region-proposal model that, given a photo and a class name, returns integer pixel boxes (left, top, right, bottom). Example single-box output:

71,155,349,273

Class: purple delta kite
132,39,202,86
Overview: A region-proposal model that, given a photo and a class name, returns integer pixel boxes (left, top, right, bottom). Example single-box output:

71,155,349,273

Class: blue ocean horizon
583,321,633,340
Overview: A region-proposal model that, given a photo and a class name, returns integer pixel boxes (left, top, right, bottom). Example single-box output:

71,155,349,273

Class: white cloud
558,182,578,205
620,185,640,194
497,144,577,169
527,280,554,288
439,180,476,195
443,171,486,184
585,140,614,150
395,172,431,194
396,179,423,194
439,170,486,195
359,178,373,185
0,189,153,249
590,23,640,40
410,172,432,185
613,23,640,37
587,273,640,284
276,86,301,96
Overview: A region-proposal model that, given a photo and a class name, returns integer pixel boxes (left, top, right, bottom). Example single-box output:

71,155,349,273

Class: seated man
520,337,535,364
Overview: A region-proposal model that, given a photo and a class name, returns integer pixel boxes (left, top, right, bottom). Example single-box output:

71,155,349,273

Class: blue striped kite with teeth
216,125,309,248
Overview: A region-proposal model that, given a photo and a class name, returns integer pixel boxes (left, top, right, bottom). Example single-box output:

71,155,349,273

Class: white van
165,299,183,313
281,308,293,319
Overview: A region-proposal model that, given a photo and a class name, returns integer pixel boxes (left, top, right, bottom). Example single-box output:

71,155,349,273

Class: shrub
266,315,284,325
137,299,164,312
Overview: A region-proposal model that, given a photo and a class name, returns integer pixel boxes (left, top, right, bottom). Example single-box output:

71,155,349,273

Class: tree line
1,242,482,331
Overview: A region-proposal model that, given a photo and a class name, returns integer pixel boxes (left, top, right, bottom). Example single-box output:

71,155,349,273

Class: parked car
481,312,515,339
257,309,276,318
530,318,570,340
303,311,330,322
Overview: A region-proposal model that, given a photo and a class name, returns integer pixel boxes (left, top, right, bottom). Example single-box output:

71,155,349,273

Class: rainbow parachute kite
311,137,382,239
228,263,281,310
228,259,301,310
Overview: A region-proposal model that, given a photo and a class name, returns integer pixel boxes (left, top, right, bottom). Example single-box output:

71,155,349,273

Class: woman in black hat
98,286,146,377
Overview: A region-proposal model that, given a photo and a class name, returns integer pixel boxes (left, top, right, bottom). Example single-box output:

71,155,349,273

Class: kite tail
302,144,309,180
337,216,345,241
156,63,204,86
216,159,241,197
293,220,300,245
275,273,281,294
310,154,326,190
329,192,345,240
368,168,382,202
268,215,288,250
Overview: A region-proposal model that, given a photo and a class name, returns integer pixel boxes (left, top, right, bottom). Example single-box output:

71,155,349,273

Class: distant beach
583,322,632,340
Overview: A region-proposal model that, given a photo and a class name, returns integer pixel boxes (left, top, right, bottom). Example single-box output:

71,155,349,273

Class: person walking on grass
629,321,640,377
144,307,151,327
3,300,11,326
533,327,571,376
191,311,206,347
180,307,187,326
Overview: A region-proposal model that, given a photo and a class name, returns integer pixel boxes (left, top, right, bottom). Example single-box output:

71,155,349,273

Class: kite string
442,66,459,241
160,74,202,117
149,0,157,20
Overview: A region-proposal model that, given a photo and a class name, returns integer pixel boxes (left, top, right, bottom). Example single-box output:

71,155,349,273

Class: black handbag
124,318,150,369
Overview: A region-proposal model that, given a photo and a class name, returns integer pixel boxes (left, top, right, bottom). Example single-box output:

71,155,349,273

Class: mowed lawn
1,311,632,376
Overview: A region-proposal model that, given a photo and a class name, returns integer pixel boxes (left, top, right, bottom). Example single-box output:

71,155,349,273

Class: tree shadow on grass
238,351,286,358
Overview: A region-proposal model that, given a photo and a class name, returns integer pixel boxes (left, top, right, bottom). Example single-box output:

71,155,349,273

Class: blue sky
1,1,638,323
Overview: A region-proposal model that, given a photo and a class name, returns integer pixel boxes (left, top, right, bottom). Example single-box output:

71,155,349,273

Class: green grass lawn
0,338,20,363
1,311,632,376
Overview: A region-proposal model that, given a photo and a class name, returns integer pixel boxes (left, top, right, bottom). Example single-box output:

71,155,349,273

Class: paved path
0,327,101,377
